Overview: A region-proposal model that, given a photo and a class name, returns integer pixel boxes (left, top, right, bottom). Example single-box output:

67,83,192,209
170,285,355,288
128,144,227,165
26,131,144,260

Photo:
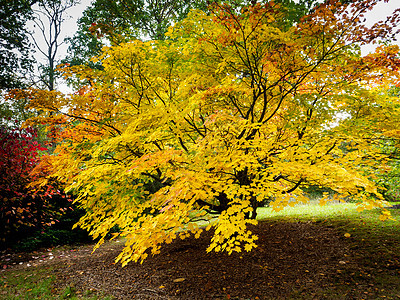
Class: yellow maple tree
27,0,400,265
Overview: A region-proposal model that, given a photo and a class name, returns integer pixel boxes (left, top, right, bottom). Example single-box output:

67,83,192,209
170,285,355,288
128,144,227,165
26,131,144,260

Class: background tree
0,90,37,128
0,0,77,126
0,0,36,128
28,0,400,265
30,0,77,91
367,84,400,202
0,0,36,91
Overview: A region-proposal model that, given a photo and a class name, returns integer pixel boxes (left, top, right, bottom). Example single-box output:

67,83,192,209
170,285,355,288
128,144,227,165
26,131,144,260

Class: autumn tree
28,0,400,265
63,0,318,67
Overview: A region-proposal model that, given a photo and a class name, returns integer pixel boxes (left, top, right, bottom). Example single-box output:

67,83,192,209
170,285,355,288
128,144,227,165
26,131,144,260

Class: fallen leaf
173,278,186,283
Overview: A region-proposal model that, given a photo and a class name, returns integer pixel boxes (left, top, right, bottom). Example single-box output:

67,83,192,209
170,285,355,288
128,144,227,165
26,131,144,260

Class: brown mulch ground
1,221,397,299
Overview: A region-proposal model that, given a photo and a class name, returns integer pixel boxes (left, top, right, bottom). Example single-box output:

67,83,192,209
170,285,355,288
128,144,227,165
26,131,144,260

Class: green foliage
300,185,336,201
378,153,400,202
85,0,208,41
0,0,34,90
382,178,400,201
0,93,34,128
13,219,92,252
63,29,103,69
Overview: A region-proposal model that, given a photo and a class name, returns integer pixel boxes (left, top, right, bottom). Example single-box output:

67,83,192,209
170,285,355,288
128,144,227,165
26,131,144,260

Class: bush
0,126,88,249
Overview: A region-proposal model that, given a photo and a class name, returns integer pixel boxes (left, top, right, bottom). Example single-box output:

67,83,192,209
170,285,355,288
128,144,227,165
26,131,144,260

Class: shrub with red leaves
0,126,71,246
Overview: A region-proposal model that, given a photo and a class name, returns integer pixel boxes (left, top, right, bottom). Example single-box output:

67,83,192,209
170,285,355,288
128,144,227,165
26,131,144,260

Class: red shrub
0,126,70,244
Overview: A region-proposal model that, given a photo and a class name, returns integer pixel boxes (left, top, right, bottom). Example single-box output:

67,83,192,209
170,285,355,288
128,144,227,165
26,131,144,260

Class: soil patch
0,221,390,299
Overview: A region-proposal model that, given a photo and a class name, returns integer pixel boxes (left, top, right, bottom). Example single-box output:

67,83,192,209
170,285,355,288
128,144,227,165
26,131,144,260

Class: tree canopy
62,0,317,71
28,0,400,265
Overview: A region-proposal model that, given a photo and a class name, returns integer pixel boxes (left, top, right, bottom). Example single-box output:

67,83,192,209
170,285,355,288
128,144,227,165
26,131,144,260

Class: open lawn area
1,202,400,299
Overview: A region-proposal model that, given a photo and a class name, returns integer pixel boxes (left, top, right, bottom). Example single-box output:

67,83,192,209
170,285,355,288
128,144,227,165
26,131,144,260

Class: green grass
0,267,55,300
257,201,400,239
257,201,400,299
0,266,113,300
257,201,361,220
257,201,400,261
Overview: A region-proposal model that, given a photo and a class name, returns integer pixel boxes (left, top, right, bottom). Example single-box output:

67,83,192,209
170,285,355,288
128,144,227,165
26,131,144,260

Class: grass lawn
258,201,400,299
258,201,400,246
0,265,113,300
258,201,400,263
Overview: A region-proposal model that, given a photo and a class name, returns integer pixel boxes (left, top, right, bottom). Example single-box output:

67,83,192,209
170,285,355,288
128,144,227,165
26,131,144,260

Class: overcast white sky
362,0,400,54
29,0,399,92
28,0,90,65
